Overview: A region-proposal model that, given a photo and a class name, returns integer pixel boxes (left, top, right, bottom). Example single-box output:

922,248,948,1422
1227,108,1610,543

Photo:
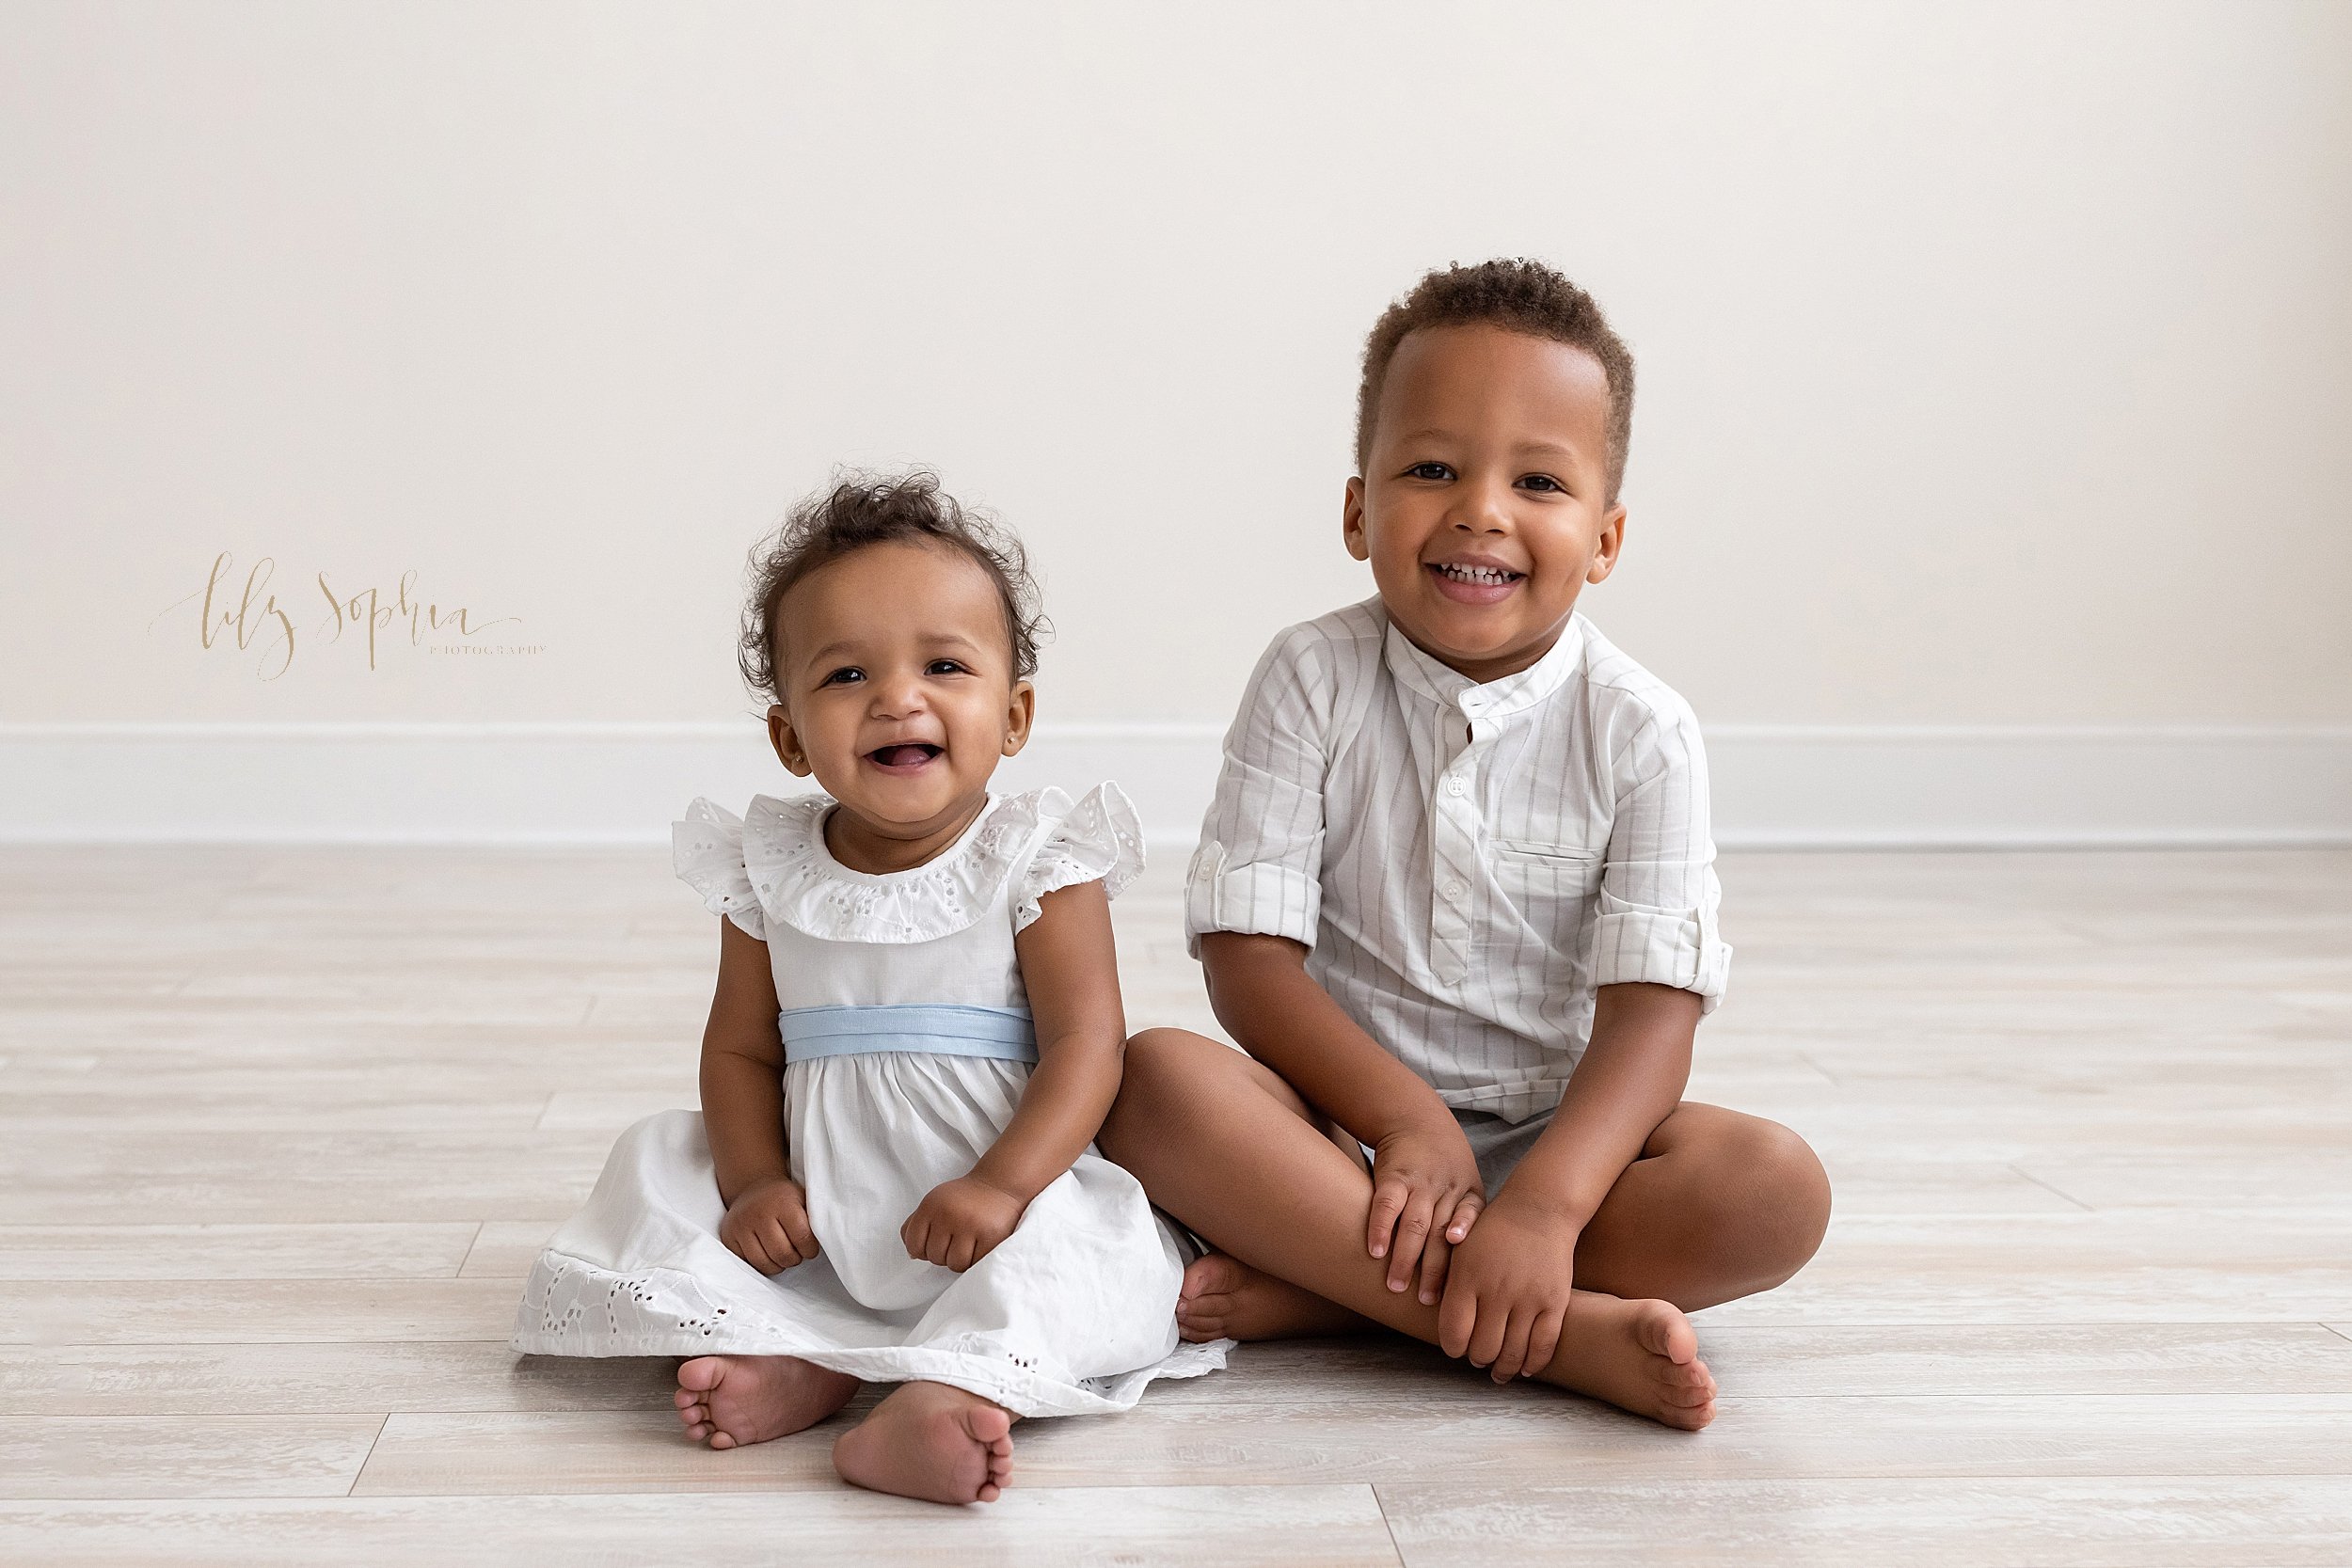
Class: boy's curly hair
738,469,1048,702
1355,258,1637,503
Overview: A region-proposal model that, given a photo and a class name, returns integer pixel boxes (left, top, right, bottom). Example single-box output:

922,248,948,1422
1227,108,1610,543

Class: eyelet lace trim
672,800,768,941
522,1253,736,1341
738,793,1032,944
1009,782,1147,933
668,784,1145,945
512,1251,1236,1414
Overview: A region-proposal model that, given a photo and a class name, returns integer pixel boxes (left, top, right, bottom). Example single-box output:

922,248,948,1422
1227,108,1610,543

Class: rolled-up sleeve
1184,626,1332,959
1590,695,1734,1011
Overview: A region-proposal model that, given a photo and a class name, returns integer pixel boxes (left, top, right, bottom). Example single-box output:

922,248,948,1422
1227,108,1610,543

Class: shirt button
1443,880,1466,900
1446,776,1468,797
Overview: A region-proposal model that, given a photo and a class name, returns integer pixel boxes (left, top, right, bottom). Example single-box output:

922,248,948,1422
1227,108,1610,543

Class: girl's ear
767,703,814,778
1001,679,1037,758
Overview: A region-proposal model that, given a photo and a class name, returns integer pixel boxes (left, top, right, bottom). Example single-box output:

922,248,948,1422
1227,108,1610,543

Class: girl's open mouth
866,743,944,772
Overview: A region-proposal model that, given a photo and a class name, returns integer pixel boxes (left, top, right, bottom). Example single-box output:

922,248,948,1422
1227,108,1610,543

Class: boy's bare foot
674,1354,859,1448
831,1380,1015,1505
1541,1292,1717,1431
1177,1252,1371,1341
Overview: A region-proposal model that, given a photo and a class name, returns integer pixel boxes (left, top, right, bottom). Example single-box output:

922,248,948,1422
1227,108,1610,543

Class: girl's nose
867,673,927,717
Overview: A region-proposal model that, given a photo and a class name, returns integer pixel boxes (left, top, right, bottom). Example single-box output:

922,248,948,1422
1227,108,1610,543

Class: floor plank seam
1371,1483,1418,1567
346,1414,389,1498
2325,1323,2352,1346
1795,1052,1843,1086
1999,1164,2098,1212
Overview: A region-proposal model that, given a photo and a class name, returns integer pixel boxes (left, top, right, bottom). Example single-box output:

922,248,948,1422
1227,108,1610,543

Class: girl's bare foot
831,1380,1015,1505
1539,1292,1717,1431
1177,1253,1371,1341
674,1354,859,1448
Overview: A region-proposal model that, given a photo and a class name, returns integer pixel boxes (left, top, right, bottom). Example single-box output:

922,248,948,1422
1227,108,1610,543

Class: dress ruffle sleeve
1008,781,1147,934
672,798,768,942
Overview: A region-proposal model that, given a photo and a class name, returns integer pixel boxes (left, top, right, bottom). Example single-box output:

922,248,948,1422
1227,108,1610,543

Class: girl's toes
709,1430,737,1449
1658,1369,1711,1405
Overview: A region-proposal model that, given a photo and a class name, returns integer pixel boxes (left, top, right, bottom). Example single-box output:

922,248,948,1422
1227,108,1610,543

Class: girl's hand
902,1175,1027,1272
1366,1123,1486,1303
1437,1190,1579,1383
718,1176,820,1275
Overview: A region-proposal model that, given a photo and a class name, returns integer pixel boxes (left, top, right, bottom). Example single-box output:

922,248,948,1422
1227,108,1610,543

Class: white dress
509,783,1230,1417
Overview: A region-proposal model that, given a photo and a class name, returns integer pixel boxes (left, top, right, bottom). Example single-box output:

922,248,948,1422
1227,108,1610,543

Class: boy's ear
767,702,814,778
1342,476,1371,562
1001,679,1037,758
1586,504,1628,585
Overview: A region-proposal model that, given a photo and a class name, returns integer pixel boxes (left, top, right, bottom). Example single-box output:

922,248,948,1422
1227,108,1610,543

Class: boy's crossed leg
1100,1027,1832,1430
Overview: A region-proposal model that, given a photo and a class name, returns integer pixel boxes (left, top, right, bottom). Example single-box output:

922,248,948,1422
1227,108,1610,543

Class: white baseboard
1702,724,2352,847
3,721,2347,849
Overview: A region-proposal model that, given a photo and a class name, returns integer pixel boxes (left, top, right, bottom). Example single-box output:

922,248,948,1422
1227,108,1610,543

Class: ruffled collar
739,791,1046,944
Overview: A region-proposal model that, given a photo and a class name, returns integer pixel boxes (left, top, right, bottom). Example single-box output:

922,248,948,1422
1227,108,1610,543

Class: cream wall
4,1,2349,840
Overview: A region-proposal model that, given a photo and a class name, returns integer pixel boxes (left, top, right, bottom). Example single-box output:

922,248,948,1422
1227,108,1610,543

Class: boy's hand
719,1176,820,1275
1437,1189,1579,1382
1366,1123,1486,1302
902,1174,1027,1272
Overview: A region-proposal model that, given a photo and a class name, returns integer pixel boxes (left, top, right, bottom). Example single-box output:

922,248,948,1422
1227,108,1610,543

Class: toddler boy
1101,260,1831,1429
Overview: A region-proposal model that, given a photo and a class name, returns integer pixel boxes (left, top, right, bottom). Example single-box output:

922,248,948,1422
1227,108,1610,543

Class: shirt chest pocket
1487,837,1607,926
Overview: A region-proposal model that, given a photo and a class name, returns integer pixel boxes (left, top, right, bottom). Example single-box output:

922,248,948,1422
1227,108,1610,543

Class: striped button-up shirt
1184,596,1732,1124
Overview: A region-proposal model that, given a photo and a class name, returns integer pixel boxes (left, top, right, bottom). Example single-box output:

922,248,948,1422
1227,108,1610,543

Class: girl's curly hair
738,469,1049,702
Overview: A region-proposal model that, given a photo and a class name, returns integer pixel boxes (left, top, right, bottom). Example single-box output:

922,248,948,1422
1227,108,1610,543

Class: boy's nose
1450,485,1514,533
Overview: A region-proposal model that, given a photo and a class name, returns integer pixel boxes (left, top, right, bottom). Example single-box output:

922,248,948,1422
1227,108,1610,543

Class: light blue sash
776,1003,1039,1066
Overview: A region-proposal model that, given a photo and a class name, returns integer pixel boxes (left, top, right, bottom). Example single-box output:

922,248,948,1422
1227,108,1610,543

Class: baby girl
510,471,1225,1504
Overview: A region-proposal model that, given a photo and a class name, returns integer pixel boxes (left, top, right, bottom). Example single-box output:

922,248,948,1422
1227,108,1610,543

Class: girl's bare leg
1101,1029,1831,1430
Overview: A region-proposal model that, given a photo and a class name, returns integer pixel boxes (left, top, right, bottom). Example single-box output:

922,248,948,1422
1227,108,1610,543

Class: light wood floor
3,844,2348,1565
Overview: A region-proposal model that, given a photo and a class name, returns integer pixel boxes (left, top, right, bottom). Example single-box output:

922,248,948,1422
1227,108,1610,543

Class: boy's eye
1406,462,1454,482
820,667,864,687
1519,474,1565,494
926,659,968,676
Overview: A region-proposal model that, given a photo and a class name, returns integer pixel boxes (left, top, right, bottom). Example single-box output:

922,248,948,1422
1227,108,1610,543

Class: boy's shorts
1351,1106,1556,1198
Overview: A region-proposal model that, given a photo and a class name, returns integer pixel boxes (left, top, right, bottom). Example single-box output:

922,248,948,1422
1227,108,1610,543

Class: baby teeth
1436,564,1517,584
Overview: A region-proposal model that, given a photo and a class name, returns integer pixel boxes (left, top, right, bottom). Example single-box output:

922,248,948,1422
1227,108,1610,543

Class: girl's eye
1406,462,1454,482
926,659,968,676
1519,474,1565,494
821,668,864,687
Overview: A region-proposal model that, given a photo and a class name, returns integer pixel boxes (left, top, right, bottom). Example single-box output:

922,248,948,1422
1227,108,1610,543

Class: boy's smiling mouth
1426,558,1526,605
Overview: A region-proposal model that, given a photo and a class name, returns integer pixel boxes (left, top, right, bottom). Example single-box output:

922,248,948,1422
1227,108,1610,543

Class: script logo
153,551,530,679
